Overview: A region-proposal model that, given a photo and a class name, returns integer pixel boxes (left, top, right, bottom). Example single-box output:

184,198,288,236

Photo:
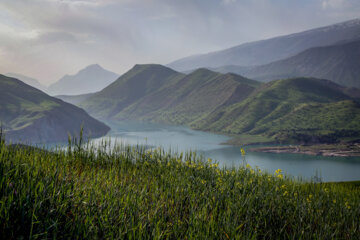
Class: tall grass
0,133,359,239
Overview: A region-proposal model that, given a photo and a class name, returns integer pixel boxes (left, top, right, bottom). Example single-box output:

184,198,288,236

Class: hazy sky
0,0,359,85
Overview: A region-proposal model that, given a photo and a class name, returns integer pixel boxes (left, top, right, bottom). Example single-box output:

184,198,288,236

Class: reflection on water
91,121,360,182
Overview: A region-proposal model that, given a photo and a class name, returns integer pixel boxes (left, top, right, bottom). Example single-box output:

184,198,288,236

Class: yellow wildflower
240,148,246,156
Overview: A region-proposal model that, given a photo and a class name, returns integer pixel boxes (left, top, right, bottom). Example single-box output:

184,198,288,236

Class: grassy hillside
79,64,360,144
0,74,110,143
192,78,360,144
80,64,185,119
80,65,260,126
1,136,359,239
245,39,360,88
115,69,260,124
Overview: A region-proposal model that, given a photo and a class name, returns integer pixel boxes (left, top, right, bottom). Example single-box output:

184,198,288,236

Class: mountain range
204,39,360,89
74,64,360,145
3,18,360,145
169,18,360,71
47,64,119,96
0,74,110,143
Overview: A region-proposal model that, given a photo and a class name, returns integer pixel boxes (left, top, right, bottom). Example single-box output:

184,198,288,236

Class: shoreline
249,143,360,157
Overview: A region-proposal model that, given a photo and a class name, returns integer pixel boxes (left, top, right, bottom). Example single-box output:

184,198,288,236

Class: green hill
81,64,185,119
192,78,360,144
118,69,260,124
80,65,260,125
245,40,360,88
0,74,110,143
79,64,360,144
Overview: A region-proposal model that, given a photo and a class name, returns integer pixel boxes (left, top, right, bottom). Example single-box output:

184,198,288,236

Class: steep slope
47,64,119,95
192,78,360,144
5,73,47,92
80,64,185,119
0,75,110,143
115,69,260,124
243,39,360,88
169,18,360,71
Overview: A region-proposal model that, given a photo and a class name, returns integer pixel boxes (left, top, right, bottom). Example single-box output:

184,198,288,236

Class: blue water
91,121,360,182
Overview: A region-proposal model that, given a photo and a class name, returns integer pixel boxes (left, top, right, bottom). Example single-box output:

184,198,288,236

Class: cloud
322,0,346,9
0,0,359,84
221,0,237,5
34,31,78,45
321,0,360,10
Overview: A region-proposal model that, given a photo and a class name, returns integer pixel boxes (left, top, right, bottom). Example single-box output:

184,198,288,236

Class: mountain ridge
243,39,360,88
168,18,360,71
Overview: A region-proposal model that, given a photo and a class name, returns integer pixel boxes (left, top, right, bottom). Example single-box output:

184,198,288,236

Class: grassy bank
0,135,359,239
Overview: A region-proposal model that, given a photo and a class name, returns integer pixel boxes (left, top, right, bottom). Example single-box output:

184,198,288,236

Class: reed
0,133,359,239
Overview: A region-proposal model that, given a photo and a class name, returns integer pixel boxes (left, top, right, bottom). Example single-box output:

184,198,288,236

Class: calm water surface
91,121,360,182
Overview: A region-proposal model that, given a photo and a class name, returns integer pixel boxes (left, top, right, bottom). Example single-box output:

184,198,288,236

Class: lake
91,121,360,182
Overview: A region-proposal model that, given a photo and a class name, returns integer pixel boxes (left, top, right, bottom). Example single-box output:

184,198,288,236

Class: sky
0,0,359,85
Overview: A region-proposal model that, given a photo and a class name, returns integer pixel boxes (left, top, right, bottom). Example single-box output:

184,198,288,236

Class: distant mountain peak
85,63,103,70
47,64,120,95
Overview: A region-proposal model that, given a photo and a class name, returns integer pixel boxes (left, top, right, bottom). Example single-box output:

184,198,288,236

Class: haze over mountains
0,74,110,143
2,18,360,145
206,39,360,88
47,64,119,96
169,18,360,71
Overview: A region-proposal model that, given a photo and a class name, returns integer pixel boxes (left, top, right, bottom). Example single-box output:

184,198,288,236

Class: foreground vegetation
1,134,359,239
